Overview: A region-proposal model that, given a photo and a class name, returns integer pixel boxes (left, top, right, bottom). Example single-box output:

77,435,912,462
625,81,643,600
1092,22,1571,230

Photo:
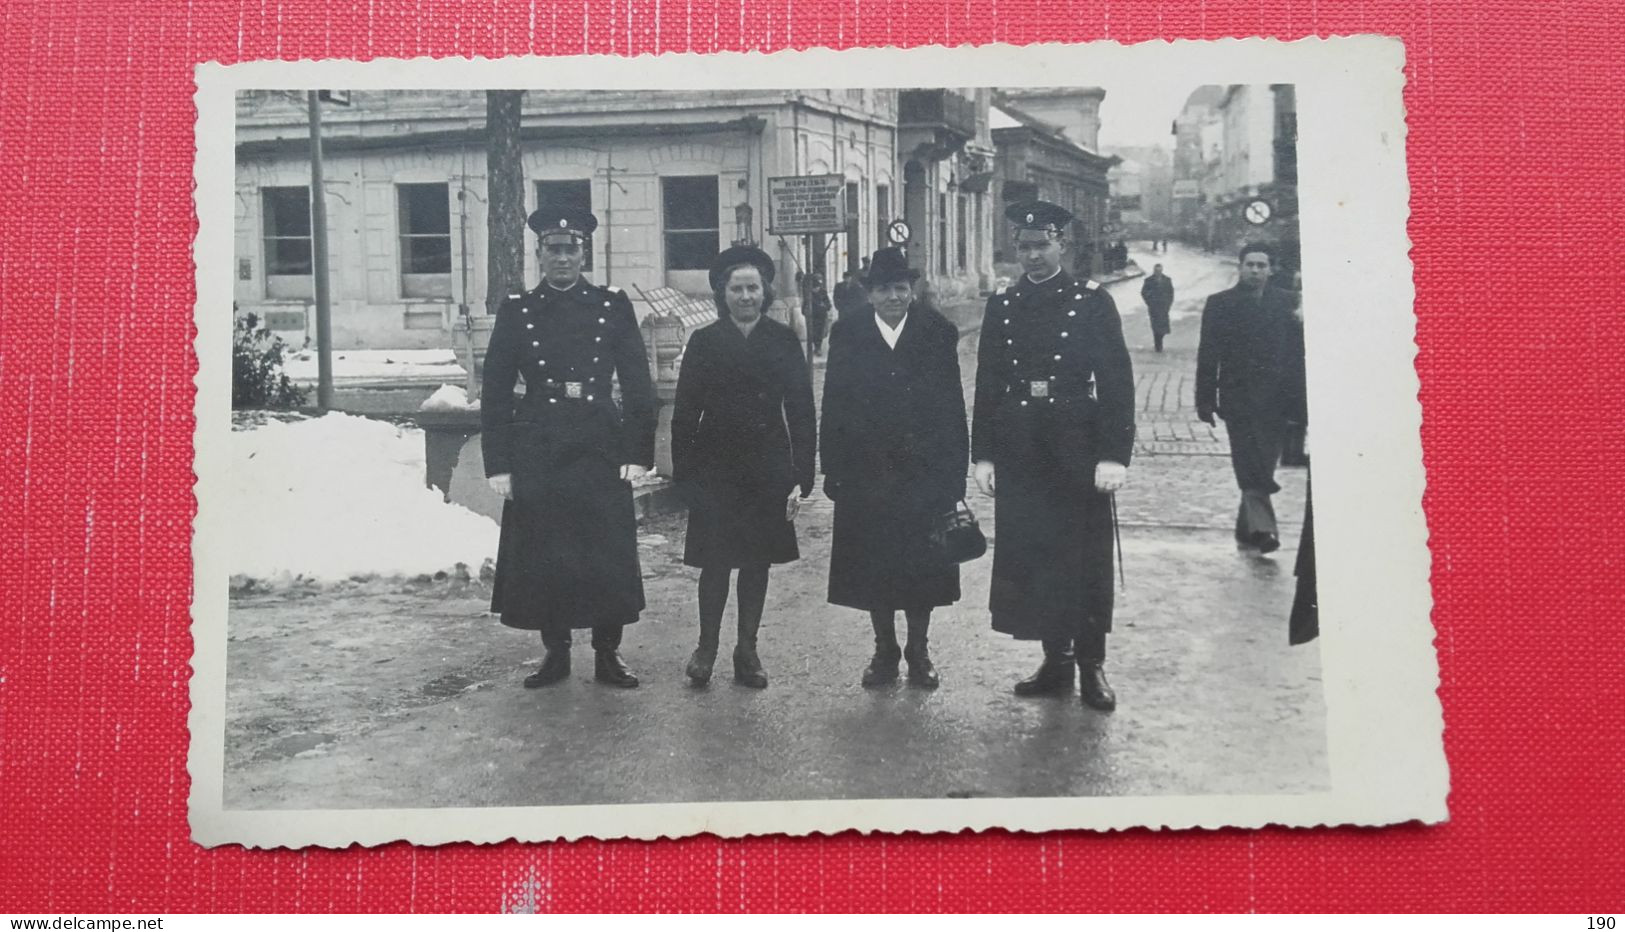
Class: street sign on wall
767,174,848,235
1172,179,1201,199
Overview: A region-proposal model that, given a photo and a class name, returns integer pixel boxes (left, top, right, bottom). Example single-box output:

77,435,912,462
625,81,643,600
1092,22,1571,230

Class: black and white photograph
190,39,1442,846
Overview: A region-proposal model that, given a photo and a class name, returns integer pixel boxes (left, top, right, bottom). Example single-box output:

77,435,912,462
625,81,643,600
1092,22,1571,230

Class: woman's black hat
709,245,777,292
864,247,920,285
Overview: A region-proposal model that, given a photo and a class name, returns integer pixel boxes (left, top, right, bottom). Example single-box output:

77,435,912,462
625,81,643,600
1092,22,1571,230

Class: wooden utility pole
307,92,334,412
481,90,526,400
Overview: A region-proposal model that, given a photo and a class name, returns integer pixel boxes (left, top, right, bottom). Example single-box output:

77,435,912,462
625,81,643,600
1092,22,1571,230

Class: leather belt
1008,375,1097,400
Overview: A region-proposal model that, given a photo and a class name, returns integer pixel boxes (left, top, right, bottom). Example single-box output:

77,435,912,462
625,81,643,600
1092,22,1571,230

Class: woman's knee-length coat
671,314,817,568
820,306,969,611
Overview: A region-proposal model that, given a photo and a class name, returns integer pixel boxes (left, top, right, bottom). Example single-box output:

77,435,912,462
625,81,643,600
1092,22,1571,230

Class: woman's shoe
733,644,768,689
904,644,939,689
861,645,902,687
686,648,717,685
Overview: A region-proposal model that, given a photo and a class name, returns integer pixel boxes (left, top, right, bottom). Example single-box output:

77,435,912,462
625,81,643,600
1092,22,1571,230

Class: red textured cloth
2,0,1622,913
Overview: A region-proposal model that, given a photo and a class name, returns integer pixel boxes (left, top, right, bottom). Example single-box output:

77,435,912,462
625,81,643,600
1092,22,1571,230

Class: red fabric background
1,0,1621,913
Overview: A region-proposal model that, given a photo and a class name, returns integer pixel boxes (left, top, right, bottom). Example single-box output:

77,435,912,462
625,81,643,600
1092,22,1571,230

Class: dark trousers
540,624,623,652
1043,628,1107,662
1225,413,1286,541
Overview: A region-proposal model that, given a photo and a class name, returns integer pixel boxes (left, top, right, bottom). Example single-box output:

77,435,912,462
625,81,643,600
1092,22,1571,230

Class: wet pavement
223,243,1325,810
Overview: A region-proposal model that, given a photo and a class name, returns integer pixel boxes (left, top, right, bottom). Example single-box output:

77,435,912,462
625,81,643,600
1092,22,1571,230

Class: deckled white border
191,37,1443,848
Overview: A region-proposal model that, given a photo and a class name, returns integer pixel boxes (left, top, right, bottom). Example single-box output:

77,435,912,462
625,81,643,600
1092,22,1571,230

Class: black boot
594,649,640,688
862,611,901,687
903,609,939,689
1078,660,1117,711
686,613,723,686
1013,641,1075,696
523,649,570,689
733,566,769,689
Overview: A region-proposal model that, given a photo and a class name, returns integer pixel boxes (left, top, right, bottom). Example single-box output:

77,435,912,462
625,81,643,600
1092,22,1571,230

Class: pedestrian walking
1140,262,1175,352
832,269,870,323
671,245,817,689
820,247,969,689
971,201,1136,712
481,205,656,690
805,270,832,356
1195,242,1307,554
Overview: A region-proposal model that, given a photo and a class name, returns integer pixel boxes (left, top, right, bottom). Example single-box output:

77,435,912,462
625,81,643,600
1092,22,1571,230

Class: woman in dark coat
820,247,969,688
670,245,817,689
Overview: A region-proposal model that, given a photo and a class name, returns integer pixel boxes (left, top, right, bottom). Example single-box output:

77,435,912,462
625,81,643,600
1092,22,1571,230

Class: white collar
1024,267,1063,285
544,278,582,292
875,311,908,348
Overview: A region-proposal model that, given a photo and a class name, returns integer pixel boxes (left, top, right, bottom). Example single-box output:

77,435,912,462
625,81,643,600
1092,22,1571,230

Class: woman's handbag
929,500,987,564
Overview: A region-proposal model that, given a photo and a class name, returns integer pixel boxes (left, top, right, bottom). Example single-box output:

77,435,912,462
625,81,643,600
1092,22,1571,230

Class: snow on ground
231,412,497,583
283,348,468,384
419,383,478,411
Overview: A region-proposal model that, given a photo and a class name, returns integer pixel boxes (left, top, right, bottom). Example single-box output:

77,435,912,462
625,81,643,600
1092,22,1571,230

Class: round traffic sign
886,219,912,245
1243,199,1273,225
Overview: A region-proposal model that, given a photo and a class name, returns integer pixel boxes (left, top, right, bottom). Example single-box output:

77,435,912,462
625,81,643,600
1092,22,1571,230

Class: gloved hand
488,473,513,499
973,461,996,495
1095,461,1128,493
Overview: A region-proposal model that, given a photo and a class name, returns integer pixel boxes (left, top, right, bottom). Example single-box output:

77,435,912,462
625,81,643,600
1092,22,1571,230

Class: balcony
899,89,978,138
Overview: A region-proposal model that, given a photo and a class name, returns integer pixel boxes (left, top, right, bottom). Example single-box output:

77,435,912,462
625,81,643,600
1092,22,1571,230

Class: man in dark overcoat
971,201,1136,712
1140,262,1175,352
1195,242,1306,554
481,205,657,690
832,270,870,324
821,247,968,688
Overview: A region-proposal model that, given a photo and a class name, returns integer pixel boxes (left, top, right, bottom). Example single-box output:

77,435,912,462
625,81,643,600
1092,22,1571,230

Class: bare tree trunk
486,90,526,317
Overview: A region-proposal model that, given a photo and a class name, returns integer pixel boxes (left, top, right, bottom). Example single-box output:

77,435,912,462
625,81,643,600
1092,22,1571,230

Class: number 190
1589,918,1616,930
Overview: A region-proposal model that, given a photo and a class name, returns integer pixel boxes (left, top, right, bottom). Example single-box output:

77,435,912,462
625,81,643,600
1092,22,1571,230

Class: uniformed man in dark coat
971,201,1136,712
481,205,657,690
1140,263,1175,352
821,247,968,688
1195,242,1306,554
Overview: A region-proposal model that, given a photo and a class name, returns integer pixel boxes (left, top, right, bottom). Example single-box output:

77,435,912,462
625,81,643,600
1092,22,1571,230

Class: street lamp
734,202,754,246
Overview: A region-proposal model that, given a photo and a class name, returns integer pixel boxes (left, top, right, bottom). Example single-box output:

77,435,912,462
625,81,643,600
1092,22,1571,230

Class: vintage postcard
190,37,1443,847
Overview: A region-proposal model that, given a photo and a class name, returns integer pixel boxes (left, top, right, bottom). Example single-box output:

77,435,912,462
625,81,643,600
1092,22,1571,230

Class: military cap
527,204,598,238
1006,200,1074,235
709,244,776,293
864,246,920,285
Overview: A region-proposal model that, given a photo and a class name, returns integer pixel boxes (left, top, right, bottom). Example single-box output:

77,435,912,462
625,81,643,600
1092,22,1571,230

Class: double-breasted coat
820,306,969,612
671,314,817,568
480,279,656,631
1194,284,1306,494
971,271,1136,642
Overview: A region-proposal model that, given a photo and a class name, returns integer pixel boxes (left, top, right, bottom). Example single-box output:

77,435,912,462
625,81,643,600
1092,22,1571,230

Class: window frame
261,185,314,300
660,175,721,273
396,182,454,300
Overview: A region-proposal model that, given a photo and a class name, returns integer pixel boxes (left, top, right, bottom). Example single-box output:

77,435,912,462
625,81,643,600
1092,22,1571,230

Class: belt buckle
565,381,584,399
1029,380,1050,399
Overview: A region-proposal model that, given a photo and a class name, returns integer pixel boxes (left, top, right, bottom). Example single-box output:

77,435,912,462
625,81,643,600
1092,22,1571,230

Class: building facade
1169,84,1299,263
233,89,913,350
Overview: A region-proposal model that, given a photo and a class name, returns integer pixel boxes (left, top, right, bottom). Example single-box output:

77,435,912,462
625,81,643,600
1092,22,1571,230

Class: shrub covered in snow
233,312,308,409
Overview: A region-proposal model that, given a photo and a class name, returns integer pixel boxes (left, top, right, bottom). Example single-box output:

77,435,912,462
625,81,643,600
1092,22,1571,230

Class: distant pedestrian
804,270,832,356
972,201,1136,712
481,204,655,690
671,246,817,689
821,247,969,689
1195,242,1307,554
832,269,869,322
1140,262,1175,352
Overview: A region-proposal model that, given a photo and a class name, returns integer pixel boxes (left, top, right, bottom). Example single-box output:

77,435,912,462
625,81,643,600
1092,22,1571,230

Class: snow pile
231,412,498,583
419,383,479,412
283,348,468,384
